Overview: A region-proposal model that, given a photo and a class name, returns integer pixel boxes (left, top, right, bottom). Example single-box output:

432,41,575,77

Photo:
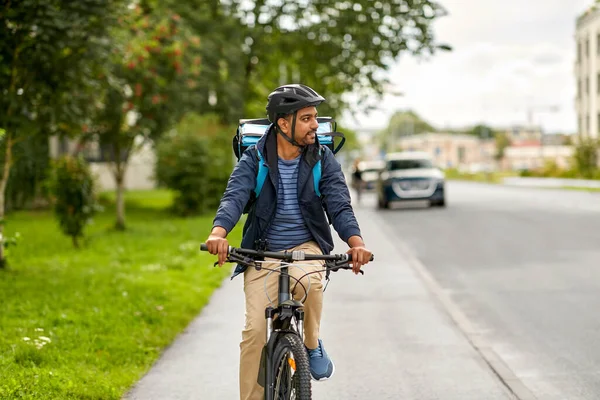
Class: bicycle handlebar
199,243,373,275
199,244,374,262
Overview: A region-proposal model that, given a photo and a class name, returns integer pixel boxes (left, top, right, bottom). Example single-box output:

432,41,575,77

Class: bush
155,113,233,216
519,169,532,177
46,155,99,247
573,136,599,178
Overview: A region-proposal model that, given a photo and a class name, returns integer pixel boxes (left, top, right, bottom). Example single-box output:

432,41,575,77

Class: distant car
376,151,445,209
357,160,385,191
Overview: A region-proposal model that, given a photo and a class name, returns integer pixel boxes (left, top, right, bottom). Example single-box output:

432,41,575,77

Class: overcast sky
341,0,592,134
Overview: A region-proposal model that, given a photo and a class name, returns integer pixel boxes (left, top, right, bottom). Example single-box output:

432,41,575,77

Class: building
503,125,543,143
49,136,156,191
575,5,600,139
502,144,574,171
392,131,576,172
396,132,496,172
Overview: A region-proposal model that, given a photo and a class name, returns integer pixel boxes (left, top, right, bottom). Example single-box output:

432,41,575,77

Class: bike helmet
265,84,326,147
266,84,325,123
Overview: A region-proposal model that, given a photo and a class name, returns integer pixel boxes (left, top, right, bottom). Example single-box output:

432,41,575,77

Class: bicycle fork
263,266,306,400
264,306,305,400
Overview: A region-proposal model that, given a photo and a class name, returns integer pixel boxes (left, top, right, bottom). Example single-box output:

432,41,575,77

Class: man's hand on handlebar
205,226,229,267
346,246,373,274
346,235,372,275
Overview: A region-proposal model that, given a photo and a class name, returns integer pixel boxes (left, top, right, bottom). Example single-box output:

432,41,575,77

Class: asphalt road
365,181,600,399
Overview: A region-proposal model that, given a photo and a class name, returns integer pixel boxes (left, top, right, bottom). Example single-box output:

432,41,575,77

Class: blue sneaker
307,339,335,381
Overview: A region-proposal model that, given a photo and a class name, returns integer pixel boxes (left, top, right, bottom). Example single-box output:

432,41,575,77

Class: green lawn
0,189,241,399
560,186,600,192
443,168,517,184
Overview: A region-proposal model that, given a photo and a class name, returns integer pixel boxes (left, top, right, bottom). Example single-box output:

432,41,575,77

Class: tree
494,132,511,163
468,124,497,139
46,155,99,248
167,1,450,125
155,113,233,216
89,3,202,230
336,124,360,153
232,1,450,119
0,0,124,267
378,110,436,151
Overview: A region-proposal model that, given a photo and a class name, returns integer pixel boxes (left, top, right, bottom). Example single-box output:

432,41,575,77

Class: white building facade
575,5,600,139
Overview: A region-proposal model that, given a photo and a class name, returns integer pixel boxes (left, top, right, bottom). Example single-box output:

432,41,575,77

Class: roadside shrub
573,136,599,178
155,113,233,216
46,155,99,247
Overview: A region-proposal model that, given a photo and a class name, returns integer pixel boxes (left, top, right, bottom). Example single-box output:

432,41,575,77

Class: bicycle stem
278,265,290,304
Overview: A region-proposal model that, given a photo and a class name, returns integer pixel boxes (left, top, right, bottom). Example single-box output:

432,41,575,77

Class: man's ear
277,116,289,134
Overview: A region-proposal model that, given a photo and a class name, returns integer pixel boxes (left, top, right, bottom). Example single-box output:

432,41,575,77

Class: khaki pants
239,241,324,400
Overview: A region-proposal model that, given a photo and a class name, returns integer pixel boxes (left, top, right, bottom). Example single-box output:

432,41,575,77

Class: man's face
278,106,319,146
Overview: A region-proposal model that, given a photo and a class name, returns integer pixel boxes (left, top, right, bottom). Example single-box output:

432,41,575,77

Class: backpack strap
255,148,268,197
313,146,323,197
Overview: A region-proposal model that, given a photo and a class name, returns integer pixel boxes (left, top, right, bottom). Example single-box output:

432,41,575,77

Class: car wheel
378,197,389,209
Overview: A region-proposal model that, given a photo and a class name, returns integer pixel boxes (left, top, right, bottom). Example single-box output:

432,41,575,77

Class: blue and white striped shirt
265,155,314,251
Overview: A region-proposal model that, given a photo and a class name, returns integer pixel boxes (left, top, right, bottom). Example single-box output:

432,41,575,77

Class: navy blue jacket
213,126,362,279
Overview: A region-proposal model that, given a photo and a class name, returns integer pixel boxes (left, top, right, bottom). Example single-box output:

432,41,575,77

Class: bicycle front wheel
271,333,311,400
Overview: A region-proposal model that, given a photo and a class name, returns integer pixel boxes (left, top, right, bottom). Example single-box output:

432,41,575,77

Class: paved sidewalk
124,204,515,400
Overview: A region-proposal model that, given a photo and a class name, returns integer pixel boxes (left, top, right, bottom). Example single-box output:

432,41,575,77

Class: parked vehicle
356,160,385,191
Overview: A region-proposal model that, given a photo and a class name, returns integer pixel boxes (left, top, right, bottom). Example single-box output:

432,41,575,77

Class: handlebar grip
346,254,375,261
199,243,232,254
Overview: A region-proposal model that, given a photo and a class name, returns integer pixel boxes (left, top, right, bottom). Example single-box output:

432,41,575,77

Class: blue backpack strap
255,148,268,197
313,146,323,197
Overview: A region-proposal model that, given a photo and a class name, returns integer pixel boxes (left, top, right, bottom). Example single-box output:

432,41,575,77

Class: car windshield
388,159,433,170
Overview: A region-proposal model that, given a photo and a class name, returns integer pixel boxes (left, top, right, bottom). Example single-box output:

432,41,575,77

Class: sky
341,0,593,134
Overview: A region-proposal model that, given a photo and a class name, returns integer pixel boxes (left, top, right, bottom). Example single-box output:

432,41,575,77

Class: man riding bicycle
205,83,372,400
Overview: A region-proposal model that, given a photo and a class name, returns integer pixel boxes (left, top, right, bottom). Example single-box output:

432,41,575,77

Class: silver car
377,151,446,209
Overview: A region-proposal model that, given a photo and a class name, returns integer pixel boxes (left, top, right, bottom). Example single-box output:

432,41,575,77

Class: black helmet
266,84,325,123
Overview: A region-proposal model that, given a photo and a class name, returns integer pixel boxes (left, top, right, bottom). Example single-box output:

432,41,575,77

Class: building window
587,77,590,94
578,41,582,61
587,114,590,134
457,146,465,163
587,38,590,58
597,34,600,55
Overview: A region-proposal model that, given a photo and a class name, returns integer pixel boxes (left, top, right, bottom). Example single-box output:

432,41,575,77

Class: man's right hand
206,227,229,267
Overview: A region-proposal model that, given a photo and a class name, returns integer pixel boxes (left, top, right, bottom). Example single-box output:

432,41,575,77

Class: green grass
443,168,516,184
0,189,241,399
560,186,600,192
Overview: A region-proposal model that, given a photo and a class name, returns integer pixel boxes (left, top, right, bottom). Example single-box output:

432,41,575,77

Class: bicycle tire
271,333,311,400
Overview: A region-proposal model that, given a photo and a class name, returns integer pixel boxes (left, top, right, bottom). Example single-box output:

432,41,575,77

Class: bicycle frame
262,263,306,400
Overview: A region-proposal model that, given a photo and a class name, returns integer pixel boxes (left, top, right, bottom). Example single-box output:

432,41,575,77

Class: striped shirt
265,155,314,251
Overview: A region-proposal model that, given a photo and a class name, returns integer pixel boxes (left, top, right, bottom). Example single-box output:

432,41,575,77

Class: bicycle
200,243,374,400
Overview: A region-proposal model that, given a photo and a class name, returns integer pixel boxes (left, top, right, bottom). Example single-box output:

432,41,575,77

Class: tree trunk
0,133,13,268
115,167,126,231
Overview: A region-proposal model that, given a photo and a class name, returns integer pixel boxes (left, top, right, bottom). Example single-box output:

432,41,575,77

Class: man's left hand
346,246,372,275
